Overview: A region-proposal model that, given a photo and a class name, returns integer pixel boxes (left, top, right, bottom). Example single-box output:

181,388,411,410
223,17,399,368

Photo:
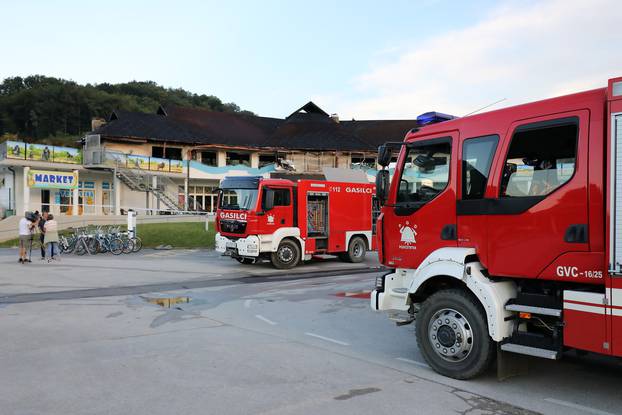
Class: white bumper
215,233,260,257
370,272,410,312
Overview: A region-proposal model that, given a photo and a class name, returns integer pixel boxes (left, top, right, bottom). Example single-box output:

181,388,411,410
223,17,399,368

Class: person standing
18,213,36,263
38,211,48,260
44,214,60,262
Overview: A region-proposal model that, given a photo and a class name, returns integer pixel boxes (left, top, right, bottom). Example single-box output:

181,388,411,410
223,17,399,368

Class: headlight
375,275,385,290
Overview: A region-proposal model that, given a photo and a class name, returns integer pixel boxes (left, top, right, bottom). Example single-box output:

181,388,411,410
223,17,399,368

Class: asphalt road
1,250,621,415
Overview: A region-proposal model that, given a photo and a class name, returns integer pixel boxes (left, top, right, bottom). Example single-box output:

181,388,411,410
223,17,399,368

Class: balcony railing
85,148,185,173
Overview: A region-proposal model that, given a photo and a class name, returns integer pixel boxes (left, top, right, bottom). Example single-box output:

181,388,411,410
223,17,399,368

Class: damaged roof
93,101,417,151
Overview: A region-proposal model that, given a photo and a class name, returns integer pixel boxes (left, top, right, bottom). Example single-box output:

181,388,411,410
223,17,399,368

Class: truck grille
220,220,247,234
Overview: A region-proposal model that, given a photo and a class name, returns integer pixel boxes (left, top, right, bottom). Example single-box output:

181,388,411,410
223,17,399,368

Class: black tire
75,240,87,256
235,257,256,265
122,239,135,254
110,238,124,255
415,289,495,380
339,236,366,263
131,237,143,253
270,239,301,269
98,239,108,253
60,237,74,254
87,238,99,255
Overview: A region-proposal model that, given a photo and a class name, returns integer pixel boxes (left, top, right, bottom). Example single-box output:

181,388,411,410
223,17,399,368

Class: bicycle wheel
75,240,87,256
96,239,106,253
62,237,77,254
110,238,124,255
87,238,99,255
131,237,142,253
122,239,134,254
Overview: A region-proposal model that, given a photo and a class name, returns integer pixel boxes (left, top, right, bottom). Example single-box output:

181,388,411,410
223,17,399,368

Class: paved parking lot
1,250,621,415
0,248,381,296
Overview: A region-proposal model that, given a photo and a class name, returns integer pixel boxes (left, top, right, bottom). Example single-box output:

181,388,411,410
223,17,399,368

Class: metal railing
104,153,205,213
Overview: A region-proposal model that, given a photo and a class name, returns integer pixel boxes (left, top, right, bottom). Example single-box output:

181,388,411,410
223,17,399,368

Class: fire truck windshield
219,189,258,211
396,140,451,205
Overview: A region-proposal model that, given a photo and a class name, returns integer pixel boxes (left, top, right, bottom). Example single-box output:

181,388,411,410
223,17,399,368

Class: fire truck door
262,187,293,229
486,111,589,278
381,134,458,269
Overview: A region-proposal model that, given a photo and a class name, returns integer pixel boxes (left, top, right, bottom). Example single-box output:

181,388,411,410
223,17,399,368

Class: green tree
0,75,251,145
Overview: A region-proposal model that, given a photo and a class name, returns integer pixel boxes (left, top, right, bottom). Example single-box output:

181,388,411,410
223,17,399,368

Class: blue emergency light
417,111,456,125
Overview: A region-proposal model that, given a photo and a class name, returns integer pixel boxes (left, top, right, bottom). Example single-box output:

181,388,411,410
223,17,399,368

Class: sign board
26,143,54,161
52,146,81,164
128,155,149,170
170,160,184,173
6,141,26,159
27,170,78,189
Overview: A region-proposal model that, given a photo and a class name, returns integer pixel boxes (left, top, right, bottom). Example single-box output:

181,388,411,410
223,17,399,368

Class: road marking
396,357,431,368
244,299,252,308
544,398,617,415
255,314,277,325
304,332,350,346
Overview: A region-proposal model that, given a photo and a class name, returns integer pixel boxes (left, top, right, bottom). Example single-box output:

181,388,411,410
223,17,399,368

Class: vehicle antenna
462,98,507,117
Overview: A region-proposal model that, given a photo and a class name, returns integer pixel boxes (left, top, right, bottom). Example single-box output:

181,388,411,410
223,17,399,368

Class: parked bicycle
58,226,143,255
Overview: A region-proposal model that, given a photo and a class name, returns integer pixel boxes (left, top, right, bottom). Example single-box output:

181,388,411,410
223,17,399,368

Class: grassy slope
0,221,215,249
137,222,215,249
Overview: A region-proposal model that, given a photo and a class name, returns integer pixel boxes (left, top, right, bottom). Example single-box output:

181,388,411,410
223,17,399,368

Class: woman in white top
44,214,60,262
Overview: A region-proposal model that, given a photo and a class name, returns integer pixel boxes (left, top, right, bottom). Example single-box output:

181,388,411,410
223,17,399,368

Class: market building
0,101,417,218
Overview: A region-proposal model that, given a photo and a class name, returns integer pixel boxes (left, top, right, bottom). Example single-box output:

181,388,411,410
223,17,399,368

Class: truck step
388,312,415,326
500,343,560,360
505,304,562,317
507,292,561,309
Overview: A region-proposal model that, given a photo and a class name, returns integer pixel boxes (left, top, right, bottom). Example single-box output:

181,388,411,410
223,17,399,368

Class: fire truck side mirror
375,170,390,204
377,145,392,167
262,188,275,211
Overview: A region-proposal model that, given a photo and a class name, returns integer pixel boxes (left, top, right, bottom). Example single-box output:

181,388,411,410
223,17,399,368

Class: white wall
0,168,14,215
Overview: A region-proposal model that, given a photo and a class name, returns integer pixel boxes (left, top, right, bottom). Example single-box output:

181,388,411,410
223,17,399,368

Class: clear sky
1,0,620,120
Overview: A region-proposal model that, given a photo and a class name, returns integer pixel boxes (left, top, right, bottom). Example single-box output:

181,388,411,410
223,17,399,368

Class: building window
178,184,220,212
259,154,277,168
226,152,250,167
152,146,182,160
201,151,218,167
500,119,578,197
462,135,498,199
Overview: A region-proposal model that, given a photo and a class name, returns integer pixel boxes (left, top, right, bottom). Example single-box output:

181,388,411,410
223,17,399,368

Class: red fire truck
371,76,622,379
215,176,376,269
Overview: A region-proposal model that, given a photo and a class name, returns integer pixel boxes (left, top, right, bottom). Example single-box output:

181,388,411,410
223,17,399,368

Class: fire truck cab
215,176,376,269
372,77,622,379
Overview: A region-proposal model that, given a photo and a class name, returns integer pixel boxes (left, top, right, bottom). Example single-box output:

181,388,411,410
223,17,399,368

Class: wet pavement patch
143,296,191,308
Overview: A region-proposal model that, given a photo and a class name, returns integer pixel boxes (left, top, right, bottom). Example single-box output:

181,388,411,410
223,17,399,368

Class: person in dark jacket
38,211,48,259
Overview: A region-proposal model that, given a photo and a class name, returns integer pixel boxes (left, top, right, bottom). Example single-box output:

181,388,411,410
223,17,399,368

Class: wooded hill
0,75,249,146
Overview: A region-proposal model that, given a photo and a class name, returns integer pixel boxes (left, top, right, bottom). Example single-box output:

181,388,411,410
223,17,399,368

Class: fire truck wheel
271,239,301,269
235,257,256,265
415,289,494,380
340,236,367,263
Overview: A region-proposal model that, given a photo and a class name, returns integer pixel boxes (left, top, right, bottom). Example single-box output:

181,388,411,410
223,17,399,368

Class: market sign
27,170,78,189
